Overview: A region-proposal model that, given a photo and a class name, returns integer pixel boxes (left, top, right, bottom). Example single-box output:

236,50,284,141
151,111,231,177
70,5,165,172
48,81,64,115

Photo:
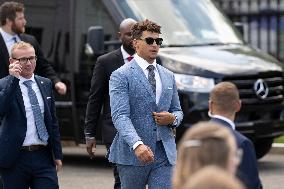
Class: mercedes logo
254,79,269,99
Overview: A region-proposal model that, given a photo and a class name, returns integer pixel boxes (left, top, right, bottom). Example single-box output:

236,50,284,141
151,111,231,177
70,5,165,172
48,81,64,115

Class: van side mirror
85,26,104,57
234,22,244,36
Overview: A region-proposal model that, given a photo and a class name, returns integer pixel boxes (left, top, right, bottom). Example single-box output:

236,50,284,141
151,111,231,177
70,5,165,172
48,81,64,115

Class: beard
123,43,135,55
11,22,25,34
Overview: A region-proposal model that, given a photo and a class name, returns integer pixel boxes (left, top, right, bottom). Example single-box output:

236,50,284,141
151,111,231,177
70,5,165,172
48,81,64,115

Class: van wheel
254,138,273,159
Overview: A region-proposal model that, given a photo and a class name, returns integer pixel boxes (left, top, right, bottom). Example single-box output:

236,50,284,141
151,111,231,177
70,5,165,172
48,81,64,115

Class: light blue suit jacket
108,60,183,166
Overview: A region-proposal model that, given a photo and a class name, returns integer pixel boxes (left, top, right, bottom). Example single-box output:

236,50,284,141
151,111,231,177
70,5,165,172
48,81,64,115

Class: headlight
174,73,215,93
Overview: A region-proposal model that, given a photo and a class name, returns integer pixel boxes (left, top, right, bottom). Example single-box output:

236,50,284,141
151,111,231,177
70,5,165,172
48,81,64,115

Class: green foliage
274,136,284,143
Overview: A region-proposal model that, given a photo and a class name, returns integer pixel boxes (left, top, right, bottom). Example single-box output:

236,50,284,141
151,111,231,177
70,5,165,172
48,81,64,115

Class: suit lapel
18,33,25,41
114,49,125,67
157,65,168,107
130,61,156,100
15,85,26,116
0,33,10,70
34,76,50,121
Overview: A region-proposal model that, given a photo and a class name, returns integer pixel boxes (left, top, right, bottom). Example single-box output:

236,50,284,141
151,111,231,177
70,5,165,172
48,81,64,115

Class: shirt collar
120,46,132,60
134,54,157,71
210,114,236,130
19,74,36,84
0,27,20,43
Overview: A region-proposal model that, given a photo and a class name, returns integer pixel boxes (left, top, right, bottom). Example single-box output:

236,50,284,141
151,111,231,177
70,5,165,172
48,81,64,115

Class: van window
112,0,243,46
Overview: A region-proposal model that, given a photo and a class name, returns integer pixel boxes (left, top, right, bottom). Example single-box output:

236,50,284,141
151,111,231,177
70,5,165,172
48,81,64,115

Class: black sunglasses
139,37,163,45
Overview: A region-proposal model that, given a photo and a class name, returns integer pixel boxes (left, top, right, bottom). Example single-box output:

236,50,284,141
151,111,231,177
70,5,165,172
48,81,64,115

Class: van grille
221,71,284,105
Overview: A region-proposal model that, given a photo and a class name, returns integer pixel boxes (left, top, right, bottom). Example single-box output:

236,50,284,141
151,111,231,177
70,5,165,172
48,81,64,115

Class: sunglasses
139,37,163,45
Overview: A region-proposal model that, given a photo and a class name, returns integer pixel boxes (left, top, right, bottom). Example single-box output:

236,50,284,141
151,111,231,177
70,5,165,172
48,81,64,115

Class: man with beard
84,18,137,189
0,1,66,95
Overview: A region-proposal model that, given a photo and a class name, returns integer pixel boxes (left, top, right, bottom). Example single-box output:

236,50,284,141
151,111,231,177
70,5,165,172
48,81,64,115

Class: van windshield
113,0,243,46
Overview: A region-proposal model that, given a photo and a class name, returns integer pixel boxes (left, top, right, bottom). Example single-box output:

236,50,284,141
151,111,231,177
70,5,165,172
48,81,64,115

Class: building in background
215,0,284,62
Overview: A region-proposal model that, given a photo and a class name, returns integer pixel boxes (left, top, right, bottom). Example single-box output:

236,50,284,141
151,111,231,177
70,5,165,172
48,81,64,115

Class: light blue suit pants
117,141,173,189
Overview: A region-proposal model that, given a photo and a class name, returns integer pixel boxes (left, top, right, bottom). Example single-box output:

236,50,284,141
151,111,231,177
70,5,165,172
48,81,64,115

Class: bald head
119,18,136,31
118,18,137,55
209,82,241,117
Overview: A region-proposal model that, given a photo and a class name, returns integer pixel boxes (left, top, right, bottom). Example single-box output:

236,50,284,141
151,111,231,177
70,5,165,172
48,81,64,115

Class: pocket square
47,97,51,99
168,87,173,89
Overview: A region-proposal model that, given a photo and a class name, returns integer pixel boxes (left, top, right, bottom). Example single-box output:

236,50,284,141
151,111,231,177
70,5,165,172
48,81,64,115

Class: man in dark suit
209,82,262,189
0,1,66,95
0,41,62,189
84,18,136,189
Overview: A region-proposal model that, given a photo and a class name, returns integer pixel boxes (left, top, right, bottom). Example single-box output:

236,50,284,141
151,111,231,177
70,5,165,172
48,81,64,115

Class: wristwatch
169,115,178,128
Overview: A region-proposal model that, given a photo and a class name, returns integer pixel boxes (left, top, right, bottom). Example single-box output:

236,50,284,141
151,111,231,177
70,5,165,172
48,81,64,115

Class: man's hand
55,81,67,95
54,159,63,172
134,144,154,164
153,111,175,126
8,61,22,78
86,138,96,159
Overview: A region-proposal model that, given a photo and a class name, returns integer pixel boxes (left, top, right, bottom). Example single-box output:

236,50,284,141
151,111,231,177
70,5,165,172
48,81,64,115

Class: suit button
153,128,157,131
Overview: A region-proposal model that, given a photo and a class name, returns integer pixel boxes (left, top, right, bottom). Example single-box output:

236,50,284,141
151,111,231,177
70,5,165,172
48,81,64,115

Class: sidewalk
270,143,284,154
62,144,107,157
62,143,284,156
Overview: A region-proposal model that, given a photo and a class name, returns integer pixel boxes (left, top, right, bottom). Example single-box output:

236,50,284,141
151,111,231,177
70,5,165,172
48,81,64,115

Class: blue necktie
147,65,156,95
12,36,17,43
23,80,49,142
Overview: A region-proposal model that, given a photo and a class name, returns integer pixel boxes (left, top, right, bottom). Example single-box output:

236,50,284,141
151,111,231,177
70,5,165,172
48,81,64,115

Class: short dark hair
0,1,24,26
210,82,240,113
131,19,161,39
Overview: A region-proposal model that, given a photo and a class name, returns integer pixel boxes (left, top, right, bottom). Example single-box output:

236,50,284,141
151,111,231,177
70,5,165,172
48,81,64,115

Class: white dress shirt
121,46,132,64
19,75,47,146
210,114,236,130
0,27,21,55
134,54,162,104
132,54,163,149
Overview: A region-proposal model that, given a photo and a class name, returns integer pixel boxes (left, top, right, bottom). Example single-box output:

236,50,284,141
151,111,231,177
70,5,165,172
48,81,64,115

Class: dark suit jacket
0,33,60,85
211,117,262,189
0,75,62,168
84,48,124,144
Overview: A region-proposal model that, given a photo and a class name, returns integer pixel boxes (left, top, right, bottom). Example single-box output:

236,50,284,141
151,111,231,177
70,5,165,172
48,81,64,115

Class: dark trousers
106,144,121,189
0,148,58,189
0,177,2,189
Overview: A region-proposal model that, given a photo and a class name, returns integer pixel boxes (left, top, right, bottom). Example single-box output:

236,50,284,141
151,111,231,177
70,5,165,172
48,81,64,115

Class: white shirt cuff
133,141,143,150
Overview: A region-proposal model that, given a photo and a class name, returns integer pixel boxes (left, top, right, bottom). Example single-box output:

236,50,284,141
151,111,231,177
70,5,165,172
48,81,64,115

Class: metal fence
214,0,284,63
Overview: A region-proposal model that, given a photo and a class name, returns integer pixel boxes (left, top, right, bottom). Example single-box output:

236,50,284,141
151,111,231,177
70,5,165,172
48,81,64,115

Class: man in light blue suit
108,20,183,189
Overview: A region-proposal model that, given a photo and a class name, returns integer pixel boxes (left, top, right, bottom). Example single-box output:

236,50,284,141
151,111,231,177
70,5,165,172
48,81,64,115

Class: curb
270,143,284,154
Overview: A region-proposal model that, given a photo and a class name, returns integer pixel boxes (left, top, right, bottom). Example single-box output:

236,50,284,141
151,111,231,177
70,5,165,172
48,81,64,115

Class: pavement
270,143,284,154
62,144,107,157
61,143,284,158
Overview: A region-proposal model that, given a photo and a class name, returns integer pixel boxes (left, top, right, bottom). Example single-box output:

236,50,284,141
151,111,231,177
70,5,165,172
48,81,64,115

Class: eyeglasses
139,37,163,45
12,56,37,64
